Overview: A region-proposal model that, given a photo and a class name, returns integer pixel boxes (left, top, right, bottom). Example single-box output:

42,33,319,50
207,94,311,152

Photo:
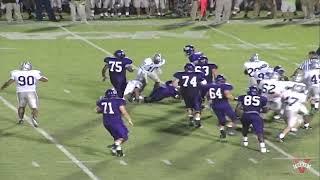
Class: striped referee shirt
299,58,320,71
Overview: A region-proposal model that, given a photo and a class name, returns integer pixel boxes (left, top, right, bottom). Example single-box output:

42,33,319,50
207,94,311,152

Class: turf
0,18,319,180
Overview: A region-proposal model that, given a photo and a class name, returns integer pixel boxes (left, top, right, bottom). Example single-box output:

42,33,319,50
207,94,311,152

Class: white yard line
206,159,215,165
63,89,71,94
59,25,140,70
248,158,258,164
0,47,16,50
119,160,128,166
32,161,40,167
266,140,320,176
57,160,100,163
206,26,300,66
0,96,100,180
161,160,172,165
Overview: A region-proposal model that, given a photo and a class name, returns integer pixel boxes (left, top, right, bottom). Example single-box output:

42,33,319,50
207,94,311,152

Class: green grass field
0,18,319,180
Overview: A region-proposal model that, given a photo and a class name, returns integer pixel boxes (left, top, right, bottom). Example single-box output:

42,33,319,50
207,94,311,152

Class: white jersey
282,88,308,112
124,80,143,96
259,79,284,100
243,61,269,77
10,70,42,93
139,57,165,73
304,69,320,88
253,67,273,83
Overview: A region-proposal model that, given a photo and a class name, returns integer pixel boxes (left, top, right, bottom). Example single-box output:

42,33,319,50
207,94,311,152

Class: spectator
253,0,276,18
34,0,57,21
51,0,63,19
281,0,296,21
215,0,232,23
3,0,23,23
190,0,198,21
70,0,88,23
22,0,35,19
301,0,316,19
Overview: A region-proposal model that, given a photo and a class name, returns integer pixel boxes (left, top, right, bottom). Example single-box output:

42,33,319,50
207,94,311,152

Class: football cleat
110,145,117,156
194,120,202,128
220,130,226,139
243,140,248,147
261,148,270,153
17,119,24,124
32,119,39,128
188,118,194,127
116,150,125,157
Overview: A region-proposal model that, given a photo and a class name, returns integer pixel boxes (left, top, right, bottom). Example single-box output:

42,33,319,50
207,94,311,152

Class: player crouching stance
237,86,269,153
96,89,133,157
278,84,310,142
1,61,48,127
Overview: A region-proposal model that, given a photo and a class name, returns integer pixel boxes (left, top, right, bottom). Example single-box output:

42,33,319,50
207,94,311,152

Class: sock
260,142,266,148
115,141,121,146
116,145,122,151
304,123,310,128
279,133,285,139
315,102,319,109
243,137,248,142
195,117,200,121
219,127,225,131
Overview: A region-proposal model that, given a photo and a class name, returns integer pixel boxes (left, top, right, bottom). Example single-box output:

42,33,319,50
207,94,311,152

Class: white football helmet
20,61,32,71
153,53,162,64
249,53,259,62
292,84,306,93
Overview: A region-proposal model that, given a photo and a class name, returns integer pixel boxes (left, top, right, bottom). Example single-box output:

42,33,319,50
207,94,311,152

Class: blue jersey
96,97,126,124
104,57,132,83
188,52,202,63
195,63,218,83
203,83,233,107
174,71,205,95
237,95,267,114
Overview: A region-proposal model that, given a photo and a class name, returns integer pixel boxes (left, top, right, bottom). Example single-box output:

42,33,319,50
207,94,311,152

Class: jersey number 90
18,76,35,86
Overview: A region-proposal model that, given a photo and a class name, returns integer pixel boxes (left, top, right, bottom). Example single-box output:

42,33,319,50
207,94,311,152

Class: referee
292,51,320,77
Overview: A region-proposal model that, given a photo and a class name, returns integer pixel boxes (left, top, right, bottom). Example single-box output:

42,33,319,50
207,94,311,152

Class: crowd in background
0,0,319,23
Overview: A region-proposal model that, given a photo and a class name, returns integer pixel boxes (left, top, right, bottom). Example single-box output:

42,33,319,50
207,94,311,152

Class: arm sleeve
10,71,15,80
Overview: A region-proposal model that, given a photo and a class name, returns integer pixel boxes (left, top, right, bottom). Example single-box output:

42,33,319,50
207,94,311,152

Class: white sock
304,123,309,128
260,142,266,148
115,141,121,146
315,102,319,109
195,117,200,121
219,127,224,131
279,133,285,139
243,137,248,141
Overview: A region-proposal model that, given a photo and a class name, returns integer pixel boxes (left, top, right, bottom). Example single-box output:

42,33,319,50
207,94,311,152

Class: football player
304,61,320,113
258,71,285,119
243,53,269,86
136,53,165,92
144,80,180,103
194,55,218,83
123,79,143,103
96,89,133,157
202,74,238,139
102,50,134,98
0,61,48,127
278,83,310,142
173,63,207,128
183,44,204,64
236,86,269,153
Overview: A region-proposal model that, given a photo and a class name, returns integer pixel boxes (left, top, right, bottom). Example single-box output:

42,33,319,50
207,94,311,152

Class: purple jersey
237,95,268,114
188,52,202,63
147,84,179,102
96,97,126,123
195,63,217,83
174,71,205,95
104,57,132,83
203,83,233,107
